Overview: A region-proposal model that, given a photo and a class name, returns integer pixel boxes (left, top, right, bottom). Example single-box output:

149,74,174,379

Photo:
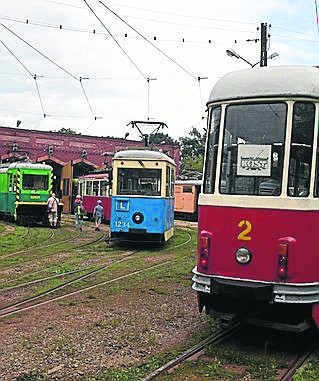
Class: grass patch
294,353,319,381
88,320,219,381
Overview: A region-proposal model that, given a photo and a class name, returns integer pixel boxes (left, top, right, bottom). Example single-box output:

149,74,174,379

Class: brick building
0,126,180,213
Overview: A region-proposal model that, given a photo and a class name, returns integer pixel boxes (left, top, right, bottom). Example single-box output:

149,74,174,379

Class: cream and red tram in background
192,66,319,331
78,172,111,221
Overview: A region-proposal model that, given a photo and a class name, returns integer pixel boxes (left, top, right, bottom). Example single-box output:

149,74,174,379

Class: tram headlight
235,247,252,264
132,212,144,224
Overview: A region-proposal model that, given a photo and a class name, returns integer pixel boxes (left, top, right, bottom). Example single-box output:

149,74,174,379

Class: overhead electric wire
0,14,258,44
98,0,198,81
1,23,78,80
33,75,46,116
40,0,319,41
41,0,256,27
83,0,147,80
1,22,99,120
79,78,96,118
3,14,318,45
0,39,46,117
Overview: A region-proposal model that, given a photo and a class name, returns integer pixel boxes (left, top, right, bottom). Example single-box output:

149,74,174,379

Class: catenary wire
0,39,46,117
98,0,198,81
1,22,100,121
83,0,147,81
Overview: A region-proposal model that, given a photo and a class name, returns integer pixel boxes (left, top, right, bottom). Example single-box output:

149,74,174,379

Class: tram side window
170,168,175,197
78,182,84,197
219,103,286,196
165,167,175,197
288,102,315,197
183,185,193,193
9,174,17,192
86,181,93,196
93,180,99,196
100,180,108,197
166,166,170,197
204,107,221,194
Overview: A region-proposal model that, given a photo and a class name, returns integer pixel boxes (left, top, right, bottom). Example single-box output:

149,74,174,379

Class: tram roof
113,149,176,166
0,162,52,171
175,180,202,186
208,65,319,104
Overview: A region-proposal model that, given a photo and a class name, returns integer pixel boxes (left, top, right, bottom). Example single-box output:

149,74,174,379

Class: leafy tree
57,127,78,135
149,132,178,145
178,127,206,177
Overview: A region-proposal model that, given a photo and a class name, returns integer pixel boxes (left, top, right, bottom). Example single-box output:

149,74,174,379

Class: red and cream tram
78,172,111,221
192,66,319,331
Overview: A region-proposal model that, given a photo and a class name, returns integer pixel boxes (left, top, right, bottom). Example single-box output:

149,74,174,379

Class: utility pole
260,23,268,67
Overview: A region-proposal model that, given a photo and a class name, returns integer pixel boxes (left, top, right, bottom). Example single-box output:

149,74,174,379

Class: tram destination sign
237,144,271,176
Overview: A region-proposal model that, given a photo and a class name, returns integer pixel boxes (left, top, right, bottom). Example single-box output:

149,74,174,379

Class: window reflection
117,168,162,196
220,103,287,196
22,174,48,190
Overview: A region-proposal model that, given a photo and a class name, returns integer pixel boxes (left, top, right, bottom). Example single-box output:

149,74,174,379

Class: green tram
0,162,61,226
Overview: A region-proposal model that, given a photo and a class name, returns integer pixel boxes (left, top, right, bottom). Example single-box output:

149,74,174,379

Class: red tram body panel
78,173,111,221
199,203,319,283
193,66,319,331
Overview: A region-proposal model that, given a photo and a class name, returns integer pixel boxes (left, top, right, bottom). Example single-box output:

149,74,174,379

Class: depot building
0,126,180,213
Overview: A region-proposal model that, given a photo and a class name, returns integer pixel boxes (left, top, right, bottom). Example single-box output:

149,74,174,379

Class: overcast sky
1,0,318,141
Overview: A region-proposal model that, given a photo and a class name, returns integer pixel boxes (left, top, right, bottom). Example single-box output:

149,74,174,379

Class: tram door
61,161,73,213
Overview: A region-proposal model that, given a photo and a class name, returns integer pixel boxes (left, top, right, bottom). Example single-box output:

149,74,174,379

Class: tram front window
22,174,49,190
117,168,161,196
220,103,287,195
288,102,315,197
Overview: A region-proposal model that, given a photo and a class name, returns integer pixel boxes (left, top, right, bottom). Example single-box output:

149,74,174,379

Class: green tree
149,132,178,145
57,127,78,135
178,127,206,178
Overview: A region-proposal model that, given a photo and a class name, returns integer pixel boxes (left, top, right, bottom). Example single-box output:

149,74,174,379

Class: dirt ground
0,266,209,380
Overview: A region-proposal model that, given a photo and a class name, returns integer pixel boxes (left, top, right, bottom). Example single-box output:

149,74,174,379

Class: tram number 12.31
237,220,252,241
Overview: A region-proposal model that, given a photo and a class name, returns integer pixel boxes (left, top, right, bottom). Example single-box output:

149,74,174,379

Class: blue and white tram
110,149,176,243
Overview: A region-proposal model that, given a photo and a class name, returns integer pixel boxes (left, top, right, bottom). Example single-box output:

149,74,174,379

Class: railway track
0,227,78,261
279,340,319,381
0,253,185,319
142,323,245,381
0,226,192,312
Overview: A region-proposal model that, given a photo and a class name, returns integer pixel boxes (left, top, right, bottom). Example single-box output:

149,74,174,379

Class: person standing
47,193,59,228
93,200,104,231
73,195,84,231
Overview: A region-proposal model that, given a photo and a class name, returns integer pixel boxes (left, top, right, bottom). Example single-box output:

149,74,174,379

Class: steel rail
142,323,245,381
279,341,319,381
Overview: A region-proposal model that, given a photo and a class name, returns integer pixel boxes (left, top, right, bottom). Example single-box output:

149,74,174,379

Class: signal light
200,236,210,249
277,243,288,278
199,234,210,271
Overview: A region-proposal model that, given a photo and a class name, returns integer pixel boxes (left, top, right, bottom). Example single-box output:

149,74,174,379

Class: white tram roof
175,180,202,186
208,65,319,104
113,149,176,166
0,162,52,171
